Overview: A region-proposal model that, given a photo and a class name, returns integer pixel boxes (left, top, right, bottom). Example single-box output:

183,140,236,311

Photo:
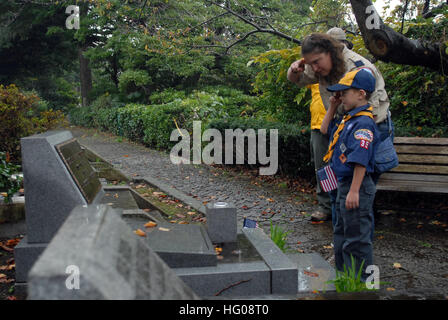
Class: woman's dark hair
301,33,346,84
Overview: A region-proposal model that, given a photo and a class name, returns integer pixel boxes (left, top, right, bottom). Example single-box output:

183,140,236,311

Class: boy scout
320,68,380,281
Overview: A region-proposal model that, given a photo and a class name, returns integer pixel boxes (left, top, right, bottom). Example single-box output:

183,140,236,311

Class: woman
287,33,394,224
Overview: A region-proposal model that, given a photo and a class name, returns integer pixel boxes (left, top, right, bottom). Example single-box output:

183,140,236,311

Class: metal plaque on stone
55,138,101,204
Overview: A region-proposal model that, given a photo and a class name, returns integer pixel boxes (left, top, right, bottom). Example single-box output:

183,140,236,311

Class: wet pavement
71,127,448,298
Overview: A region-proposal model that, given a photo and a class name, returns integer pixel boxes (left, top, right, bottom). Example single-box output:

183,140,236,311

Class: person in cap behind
320,68,379,282
326,27,354,50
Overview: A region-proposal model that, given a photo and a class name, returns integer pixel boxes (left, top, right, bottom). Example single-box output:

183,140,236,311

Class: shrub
0,84,38,162
69,106,95,128
206,117,313,178
0,151,22,203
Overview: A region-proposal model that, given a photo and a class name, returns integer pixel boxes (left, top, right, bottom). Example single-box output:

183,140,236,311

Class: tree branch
349,0,448,73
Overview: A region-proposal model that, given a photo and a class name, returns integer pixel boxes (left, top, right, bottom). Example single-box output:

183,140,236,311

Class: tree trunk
78,47,92,107
349,0,448,73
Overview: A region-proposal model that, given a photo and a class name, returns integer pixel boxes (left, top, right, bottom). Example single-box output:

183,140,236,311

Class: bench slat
398,154,448,164
376,180,448,193
390,164,448,174
379,172,448,182
394,145,448,155
394,137,448,145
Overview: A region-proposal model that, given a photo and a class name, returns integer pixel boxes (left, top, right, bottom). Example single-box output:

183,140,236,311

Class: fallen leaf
134,229,146,237
311,221,324,225
6,296,17,300
377,235,385,240
143,208,151,213
169,220,177,224
393,262,402,269
123,154,129,157
303,270,319,277
0,273,6,279
187,211,196,215
386,287,395,291
399,218,406,223
178,221,189,224
323,245,333,249
159,227,170,232
297,249,305,253
241,205,249,210
0,245,13,252
6,239,20,247
175,213,186,219
144,221,157,228
266,198,274,202
0,278,14,284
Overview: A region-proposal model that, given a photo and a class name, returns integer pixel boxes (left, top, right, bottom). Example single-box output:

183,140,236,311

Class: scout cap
326,27,346,41
327,68,376,93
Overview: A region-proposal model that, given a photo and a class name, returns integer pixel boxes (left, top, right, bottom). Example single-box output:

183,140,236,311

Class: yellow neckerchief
323,106,373,163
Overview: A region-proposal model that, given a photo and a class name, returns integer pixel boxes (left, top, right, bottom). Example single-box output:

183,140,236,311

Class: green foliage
206,117,314,178
0,84,38,161
0,151,22,204
378,62,448,129
251,47,312,125
325,256,370,293
269,220,291,252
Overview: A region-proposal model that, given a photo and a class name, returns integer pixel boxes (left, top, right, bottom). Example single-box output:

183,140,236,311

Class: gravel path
71,126,448,298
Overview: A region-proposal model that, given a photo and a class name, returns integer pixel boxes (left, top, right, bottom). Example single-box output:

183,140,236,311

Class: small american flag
317,165,338,192
243,217,259,228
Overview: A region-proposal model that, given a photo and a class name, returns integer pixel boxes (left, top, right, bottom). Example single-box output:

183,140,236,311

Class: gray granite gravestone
28,204,199,300
15,131,105,283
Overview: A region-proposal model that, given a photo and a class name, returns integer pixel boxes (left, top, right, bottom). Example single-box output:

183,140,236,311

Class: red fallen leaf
311,221,324,225
123,154,129,157
6,238,20,247
7,296,17,300
303,270,319,277
241,205,248,210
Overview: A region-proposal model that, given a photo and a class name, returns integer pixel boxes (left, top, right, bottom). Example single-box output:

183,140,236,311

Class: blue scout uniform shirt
329,104,379,179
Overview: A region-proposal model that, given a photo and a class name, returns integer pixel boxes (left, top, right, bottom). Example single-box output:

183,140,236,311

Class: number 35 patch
360,139,370,149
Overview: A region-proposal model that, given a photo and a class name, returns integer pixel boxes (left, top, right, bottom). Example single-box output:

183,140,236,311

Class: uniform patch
360,140,370,149
339,153,347,163
354,129,373,142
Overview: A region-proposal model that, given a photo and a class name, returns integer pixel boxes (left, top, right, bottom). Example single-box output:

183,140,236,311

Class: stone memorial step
28,204,199,300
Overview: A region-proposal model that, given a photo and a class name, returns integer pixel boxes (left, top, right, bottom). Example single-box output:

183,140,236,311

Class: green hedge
206,118,314,178
70,102,194,150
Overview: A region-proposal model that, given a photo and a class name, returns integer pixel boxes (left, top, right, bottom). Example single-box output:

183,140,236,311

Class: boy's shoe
310,210,330,222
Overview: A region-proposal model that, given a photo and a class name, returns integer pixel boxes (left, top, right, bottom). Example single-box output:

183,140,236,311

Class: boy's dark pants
333,174,376,281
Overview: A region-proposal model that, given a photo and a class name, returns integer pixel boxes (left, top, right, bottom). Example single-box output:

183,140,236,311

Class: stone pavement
70,127,448,297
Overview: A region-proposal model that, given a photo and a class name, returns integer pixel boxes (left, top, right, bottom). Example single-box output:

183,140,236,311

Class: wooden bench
376,137,448,194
